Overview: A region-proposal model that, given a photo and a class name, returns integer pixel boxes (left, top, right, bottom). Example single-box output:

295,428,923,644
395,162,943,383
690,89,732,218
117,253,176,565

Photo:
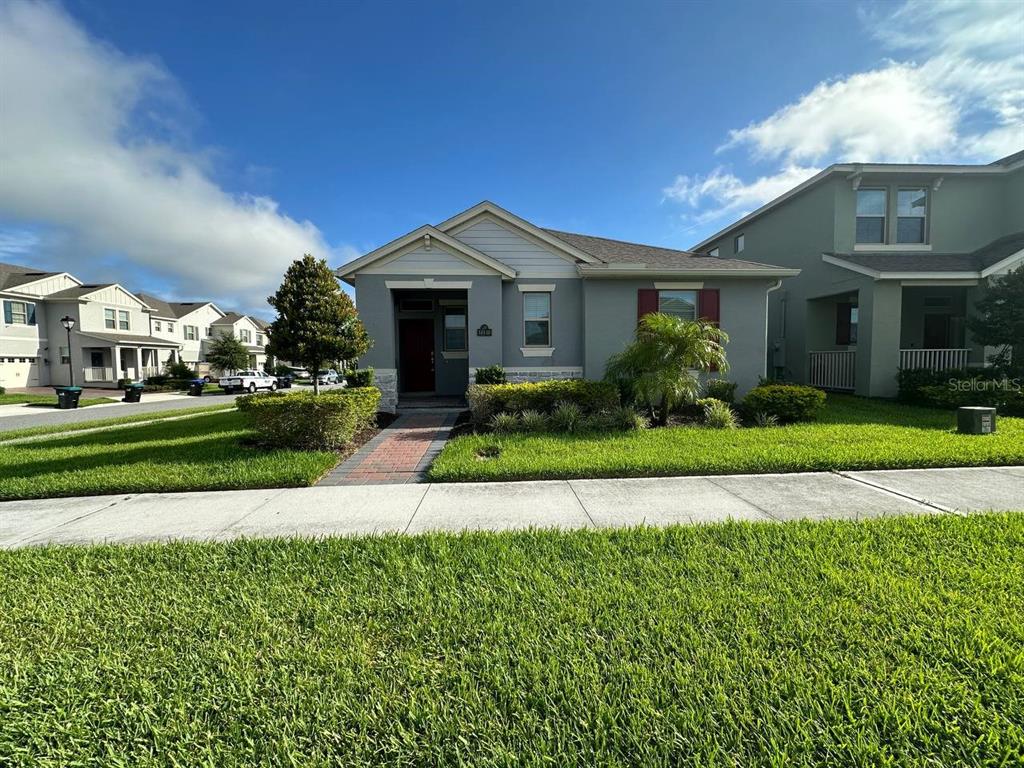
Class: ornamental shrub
703,379,738,404
346,368,375,388
237,387,380,450
897,366,1014,405
474,365,507,385
918,383,1024,416
698,397,739,429
742,384,825,424
164,360,195,380
467,379,619,423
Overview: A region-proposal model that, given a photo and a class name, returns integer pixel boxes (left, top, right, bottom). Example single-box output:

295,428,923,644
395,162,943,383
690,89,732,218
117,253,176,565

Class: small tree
207,332,250,374
267,254,371,394
968,266,1024,371
604,313,729,426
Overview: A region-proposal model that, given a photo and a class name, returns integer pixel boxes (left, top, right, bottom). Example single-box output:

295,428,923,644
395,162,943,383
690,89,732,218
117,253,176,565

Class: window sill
854,243,931,252
441,350,468,360
521,347,555,357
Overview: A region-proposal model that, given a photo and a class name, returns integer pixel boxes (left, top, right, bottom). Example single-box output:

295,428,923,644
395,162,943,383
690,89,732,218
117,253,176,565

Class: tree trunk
312,359,320,395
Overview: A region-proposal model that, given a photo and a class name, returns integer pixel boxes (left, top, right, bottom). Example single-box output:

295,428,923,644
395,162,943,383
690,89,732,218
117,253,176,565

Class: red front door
399,318,435,392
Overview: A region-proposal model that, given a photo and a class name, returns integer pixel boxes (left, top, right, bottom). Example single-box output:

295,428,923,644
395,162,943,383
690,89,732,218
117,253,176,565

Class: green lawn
0,410,339,500
0,402,235,441
0,393,116,408
1,514,1022,766
430,395,1024,482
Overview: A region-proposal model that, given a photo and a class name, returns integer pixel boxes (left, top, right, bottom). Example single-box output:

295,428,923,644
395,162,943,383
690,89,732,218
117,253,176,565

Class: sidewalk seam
566,481,598,528
7,496,128,547
703,477,781,522
833,471,955,514
404,484,432,533
215,488,290,536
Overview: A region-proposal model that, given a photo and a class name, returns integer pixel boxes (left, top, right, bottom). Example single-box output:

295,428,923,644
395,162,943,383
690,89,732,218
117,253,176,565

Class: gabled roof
136,292,177,318
136,294,225,320
214,311,248,324
692,149,1024,251
0,261,78,292
47,283,118,299
823,231,1024,279
336,224,519,281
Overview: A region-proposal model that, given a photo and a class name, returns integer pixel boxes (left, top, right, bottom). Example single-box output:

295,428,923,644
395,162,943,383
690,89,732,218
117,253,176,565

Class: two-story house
1,263,181,388
211,312,268,370
137,294,226,375
692,150,1024,397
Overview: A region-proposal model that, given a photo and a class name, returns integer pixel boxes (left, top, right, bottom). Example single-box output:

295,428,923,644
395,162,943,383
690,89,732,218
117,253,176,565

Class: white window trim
442,306,468,354
522,291,552,348
855,187,888,245
516,283,556,292
896,187,928,245
103,306,117,330
654,281,704,289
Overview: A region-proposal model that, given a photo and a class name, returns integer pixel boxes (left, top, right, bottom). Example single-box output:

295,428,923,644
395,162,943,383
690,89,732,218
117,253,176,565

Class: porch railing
141,366,161,379
83,367,114,382
808,350,856,391
899,348,970,371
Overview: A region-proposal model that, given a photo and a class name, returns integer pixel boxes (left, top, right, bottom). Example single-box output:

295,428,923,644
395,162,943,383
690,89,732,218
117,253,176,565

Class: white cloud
0,1,342,314
670,0,1023,230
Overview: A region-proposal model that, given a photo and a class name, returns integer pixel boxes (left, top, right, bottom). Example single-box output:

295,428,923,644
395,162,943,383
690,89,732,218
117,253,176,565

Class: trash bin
122,383,144,403
54,386,82,409
277,375,293,389
188,378,205,397
957,406,996,434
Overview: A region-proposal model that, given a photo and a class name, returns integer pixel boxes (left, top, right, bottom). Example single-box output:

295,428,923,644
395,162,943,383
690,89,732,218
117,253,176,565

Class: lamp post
60,315,76,386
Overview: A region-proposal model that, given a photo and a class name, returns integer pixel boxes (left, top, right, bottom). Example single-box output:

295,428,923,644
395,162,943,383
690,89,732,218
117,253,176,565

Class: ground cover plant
0,410,339,500
430,394,1024,482
1,513,1021,766
0,392,116,408
0,403,235,441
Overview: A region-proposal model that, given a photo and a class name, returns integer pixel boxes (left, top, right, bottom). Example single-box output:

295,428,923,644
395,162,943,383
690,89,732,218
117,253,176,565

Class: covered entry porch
806,282,983,396
74,332,182,387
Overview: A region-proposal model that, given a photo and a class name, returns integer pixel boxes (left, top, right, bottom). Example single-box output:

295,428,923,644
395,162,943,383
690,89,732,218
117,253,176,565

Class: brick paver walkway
318,411,458,486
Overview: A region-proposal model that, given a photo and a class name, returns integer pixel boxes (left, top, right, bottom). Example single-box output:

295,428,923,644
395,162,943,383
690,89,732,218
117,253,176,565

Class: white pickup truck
218,369,279,394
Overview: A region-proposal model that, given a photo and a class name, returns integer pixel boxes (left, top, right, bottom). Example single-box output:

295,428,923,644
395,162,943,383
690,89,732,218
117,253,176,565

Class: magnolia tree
968,266,1024,371
604,312,729,426
267,254,371,394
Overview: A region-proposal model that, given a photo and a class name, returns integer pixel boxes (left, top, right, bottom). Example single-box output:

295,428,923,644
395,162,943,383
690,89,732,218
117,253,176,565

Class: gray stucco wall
501,279,583,368
582,278,775,395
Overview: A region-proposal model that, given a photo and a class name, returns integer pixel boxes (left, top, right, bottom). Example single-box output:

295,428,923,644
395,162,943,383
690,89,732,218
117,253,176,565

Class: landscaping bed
429,394,1024,482
0,410,341,500
1,513,1021,765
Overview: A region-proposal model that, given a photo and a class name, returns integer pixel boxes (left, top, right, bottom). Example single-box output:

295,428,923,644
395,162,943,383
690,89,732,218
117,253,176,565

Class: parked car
315,369,340,385
218,369,278,394
288,367,311,379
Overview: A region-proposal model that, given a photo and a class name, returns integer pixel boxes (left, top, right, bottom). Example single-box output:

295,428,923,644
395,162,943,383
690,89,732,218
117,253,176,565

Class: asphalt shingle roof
828,231,1024,274
45,284,116,299
0,262,61,291
542,229,789,271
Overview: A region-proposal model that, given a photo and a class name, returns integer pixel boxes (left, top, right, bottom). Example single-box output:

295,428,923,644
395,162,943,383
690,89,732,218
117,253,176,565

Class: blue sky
0,0,1021,315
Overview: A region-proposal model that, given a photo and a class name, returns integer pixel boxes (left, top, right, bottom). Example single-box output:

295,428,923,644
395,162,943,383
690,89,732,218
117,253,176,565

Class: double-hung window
523,292,551,347
734,234,745,253
240,329,251,344
657,290,698,322
118,310,130,331
104,308,116,329
256,333,264,346
167,322,174,333
443,307,467,352
856,189,887,244
154,320,162,332
896,188,927,243
184,325,198,341
3,299,36,326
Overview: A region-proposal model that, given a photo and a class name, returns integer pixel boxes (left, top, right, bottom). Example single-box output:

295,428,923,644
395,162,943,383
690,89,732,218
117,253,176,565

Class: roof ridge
544,228,699,256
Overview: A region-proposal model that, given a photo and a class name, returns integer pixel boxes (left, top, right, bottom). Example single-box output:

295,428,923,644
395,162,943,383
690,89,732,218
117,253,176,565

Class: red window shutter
637,289,659,322
836,303,852,345
698,289,720,324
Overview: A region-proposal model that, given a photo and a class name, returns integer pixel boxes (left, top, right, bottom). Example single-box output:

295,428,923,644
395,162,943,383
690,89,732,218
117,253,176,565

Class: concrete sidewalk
2,466,1021,549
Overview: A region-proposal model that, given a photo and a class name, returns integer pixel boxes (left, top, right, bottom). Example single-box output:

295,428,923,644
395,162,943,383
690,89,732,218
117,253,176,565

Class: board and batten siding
451,217,579,277
12,274,79,297
360,242,494,276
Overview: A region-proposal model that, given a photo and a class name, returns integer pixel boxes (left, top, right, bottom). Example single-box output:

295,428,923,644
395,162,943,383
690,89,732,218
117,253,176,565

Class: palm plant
604,312,729,426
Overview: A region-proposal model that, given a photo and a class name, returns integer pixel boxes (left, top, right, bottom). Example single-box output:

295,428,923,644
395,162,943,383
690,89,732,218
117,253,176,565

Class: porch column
113,345,122,383
856,281,902,398
467,275,503,377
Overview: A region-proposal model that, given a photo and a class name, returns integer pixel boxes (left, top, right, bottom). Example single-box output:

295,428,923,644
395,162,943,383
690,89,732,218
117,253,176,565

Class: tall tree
206,332,250,374
267,254,371,394
968,266,1024,370
604,313,729,426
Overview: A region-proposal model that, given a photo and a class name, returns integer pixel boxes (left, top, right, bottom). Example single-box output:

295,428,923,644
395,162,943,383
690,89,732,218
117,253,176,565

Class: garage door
0,357,42,388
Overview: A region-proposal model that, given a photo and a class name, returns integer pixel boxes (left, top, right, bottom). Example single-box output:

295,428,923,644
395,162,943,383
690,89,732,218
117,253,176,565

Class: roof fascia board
4,271,83,294
436,201,601,264
577,265,801,279
980,247,1024,277
336,224,517,279
822,254,984,280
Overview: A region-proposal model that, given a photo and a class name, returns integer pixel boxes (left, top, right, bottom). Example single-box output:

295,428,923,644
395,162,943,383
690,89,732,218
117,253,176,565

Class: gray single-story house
336,202,799,411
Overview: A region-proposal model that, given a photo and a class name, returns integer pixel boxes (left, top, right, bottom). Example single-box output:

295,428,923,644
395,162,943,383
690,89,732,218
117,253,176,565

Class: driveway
0,391,242,432
2,466,1020,548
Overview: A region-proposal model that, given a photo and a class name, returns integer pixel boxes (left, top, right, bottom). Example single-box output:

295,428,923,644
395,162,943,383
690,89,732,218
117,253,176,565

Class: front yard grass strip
1,513,1022,766
0,393,116,408
0,402,235,441
429,394,1024,482
0,410,338,500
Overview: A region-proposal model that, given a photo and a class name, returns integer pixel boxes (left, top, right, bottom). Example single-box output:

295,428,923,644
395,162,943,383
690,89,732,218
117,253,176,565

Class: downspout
766,279,784,381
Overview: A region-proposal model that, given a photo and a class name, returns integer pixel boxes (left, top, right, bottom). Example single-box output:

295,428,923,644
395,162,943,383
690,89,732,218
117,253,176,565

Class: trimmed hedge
742,384,826,424
474,365,507,385
237,387,380,450
467,380,619,423
898,366,1023,415
346,368,374,388
919,382,1024,416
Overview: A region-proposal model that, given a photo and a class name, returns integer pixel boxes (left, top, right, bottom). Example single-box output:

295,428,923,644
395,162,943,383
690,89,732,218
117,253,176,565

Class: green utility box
957,406,996,435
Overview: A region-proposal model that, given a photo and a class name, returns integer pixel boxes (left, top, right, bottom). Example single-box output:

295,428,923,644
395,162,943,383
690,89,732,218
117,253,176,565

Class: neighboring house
211,312,268,371
0,264,179,388
136,294,226,375
692,150,1024,397
336,201,799,412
